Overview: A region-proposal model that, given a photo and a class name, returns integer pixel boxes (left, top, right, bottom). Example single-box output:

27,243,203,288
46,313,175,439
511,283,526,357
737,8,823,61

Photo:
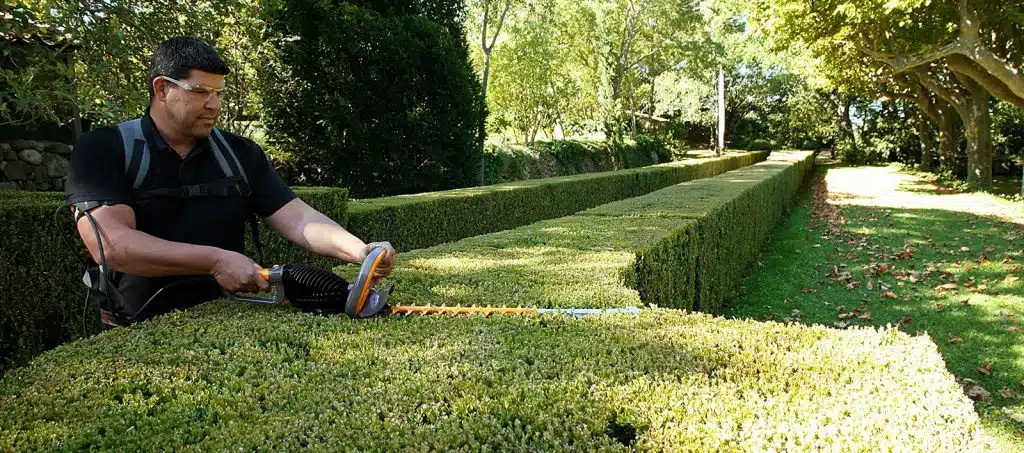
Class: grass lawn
725,160,1024,450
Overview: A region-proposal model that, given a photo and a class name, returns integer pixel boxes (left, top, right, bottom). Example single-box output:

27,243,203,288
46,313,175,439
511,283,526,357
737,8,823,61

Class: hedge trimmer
229,246,640,318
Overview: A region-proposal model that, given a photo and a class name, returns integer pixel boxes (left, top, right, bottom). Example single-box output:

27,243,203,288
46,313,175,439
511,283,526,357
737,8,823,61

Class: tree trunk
936,103,961,174
717,66,725,156
838,95,857,157
918,113,934,171
956,73,993,188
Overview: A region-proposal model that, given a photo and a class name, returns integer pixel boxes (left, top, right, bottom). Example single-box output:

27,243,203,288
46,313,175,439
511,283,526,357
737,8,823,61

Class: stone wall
0,140,72,191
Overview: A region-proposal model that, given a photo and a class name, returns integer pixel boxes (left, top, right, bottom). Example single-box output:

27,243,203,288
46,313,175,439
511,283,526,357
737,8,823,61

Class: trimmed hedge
344,151,768,252
579,151,817,313
372,151,813,314
0,187,348,375
481,137,670,185
0,150,990,450
0,292,987,450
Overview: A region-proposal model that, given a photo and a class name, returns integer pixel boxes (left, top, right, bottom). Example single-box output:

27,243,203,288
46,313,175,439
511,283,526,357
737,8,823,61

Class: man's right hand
212,250,270,293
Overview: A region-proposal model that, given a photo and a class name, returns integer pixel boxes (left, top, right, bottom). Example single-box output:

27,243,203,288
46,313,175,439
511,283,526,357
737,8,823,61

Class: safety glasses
158,75,228,99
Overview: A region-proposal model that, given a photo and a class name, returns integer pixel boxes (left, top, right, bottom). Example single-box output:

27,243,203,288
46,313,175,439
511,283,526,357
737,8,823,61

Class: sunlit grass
727,163,1024,450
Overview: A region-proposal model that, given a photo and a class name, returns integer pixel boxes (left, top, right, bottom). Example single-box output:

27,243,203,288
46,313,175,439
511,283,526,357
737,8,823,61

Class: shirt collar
141,107,210,156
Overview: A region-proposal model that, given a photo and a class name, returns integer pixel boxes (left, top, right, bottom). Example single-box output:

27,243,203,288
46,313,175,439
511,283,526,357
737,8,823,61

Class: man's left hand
362,241,396,281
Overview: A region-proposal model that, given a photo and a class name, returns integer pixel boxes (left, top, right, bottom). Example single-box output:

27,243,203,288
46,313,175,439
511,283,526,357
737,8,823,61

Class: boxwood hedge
0,302,988,450
0,150,991,450
0,151,767,375
0,187,348,375
344,151,767,252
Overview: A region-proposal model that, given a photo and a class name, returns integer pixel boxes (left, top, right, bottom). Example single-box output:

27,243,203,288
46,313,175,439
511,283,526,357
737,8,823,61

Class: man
65,36,395,328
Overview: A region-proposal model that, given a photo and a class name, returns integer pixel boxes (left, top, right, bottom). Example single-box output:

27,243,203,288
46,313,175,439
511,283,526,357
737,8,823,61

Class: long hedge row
366,151,814,315
0,187,348,375
0,150,991,450
0,152,767,373
344,151,768,252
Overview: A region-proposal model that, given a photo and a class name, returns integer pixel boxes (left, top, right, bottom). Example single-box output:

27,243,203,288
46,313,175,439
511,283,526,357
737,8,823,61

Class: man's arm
67,129,269,293
243,139,395,278
75,204,267,292
263,198,394,278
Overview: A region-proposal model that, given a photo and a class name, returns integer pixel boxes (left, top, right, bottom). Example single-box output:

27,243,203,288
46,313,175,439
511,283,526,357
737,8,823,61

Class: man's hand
212,249,270,293
363,241,396,281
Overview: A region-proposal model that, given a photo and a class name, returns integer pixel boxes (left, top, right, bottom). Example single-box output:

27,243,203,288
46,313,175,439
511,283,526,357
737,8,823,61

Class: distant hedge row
480,136,671,185
344,151,768,252
376,151,815,314
0,150,990,451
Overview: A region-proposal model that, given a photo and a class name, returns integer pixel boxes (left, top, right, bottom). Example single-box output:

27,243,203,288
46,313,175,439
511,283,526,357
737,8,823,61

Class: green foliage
580,151,816,312
260,0,483,198
480,137,667,185
0,150,990,451
344,151,768,252
0,187,347,375
7,0,269,128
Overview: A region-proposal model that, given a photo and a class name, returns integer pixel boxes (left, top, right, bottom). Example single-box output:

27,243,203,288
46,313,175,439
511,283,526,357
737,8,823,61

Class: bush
260,0,483,198
0,188,348,375
580,151,816,312
0,150,988,451
481,137,671,186
742,138,773,151
378,151,813,313
344,151,768,251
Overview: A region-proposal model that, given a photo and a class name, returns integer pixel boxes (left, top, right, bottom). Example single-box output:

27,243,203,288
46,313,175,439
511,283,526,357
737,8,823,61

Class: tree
261,0,484,197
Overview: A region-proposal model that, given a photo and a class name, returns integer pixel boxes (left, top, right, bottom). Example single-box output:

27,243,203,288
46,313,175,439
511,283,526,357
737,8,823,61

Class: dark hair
147,36,230,97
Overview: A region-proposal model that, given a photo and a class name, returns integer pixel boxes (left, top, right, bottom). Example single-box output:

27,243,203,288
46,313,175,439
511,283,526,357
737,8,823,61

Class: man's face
156,69,225,138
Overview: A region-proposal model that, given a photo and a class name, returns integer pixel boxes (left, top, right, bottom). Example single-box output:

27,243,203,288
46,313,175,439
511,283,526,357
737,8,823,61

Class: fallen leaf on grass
960,378,990,401
960,247,971,252
936,283,958,291
867,280,874,290
833,321,850,329
898,315,913,326
801,287,817,294
1005,275,1020,283
967,385,990,401
935,303,945,312
837,306,846,314
985,247,996,253
1009,326,1021,332
1002,257,1015,264
858,312,872,320
839,312,855,320
1000,311,1016,318
948,333,963,344
883,291,898,299
960,299,970,305
977,363,994,376
1000,387,1020,400
909,274,919,283
791,309,803,318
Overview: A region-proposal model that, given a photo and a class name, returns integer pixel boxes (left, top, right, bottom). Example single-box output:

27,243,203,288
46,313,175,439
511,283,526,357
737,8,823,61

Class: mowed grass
725,162,1024,450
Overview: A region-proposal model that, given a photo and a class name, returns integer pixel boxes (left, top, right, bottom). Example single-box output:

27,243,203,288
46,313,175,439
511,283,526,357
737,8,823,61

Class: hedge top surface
0,302,988,452
369,214,694,310
346,151,763,210
579,151,812,219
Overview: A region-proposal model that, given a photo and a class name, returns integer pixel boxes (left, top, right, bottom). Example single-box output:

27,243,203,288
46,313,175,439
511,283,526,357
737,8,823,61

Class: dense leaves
260,0,483,197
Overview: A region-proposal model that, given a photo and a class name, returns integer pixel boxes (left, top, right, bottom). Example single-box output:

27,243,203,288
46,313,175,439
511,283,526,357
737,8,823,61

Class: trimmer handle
226,265,287,305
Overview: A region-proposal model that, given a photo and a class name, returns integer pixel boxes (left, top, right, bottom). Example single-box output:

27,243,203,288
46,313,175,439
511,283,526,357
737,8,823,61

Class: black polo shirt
65,110,296,322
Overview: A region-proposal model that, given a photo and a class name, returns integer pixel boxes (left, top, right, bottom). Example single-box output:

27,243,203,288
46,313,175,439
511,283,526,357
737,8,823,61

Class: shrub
481,137,670,186
0,150,989,449
0,187,348,375
343,151,768,251
260,0,484,198
579,151,817,312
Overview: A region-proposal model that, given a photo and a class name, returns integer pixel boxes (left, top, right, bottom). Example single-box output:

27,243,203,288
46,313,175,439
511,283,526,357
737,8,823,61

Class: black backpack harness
61,118,264,329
